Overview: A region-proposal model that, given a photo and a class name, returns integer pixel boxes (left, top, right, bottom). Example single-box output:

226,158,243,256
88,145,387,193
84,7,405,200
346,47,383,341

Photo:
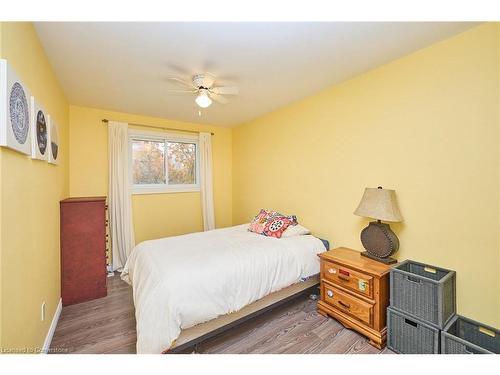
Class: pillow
281,224,311,238
248,209,298,236
248,209,269,234
267,210,298,225
262,215,295,238
259,209,298,225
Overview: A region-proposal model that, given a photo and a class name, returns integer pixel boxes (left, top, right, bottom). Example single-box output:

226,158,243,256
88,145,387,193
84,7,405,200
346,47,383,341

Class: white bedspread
121,224,326,353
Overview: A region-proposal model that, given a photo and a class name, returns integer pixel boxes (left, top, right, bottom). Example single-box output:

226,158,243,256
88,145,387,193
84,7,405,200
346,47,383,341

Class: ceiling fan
167,73,239,109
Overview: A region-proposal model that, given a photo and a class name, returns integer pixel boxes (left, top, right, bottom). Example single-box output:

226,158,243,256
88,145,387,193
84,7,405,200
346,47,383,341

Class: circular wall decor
9,82,30,145
51,121,59,160
36,110,47,155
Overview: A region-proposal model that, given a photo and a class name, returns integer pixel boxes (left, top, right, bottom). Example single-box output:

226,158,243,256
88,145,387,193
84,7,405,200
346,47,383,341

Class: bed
121,224,327,354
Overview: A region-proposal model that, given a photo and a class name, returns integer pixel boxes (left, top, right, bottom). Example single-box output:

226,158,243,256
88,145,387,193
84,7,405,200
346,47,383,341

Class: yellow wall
233,24,500,327
0,21,499,353
0,23,69,351
69,105,232,244
0,22,3,349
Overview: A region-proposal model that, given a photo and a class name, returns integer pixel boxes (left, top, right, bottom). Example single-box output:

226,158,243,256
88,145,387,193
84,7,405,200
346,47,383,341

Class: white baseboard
42,298,62,354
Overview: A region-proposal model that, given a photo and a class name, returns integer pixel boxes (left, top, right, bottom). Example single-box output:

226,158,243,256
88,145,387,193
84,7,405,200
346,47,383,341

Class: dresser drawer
322,260,373,298
322,283,373,326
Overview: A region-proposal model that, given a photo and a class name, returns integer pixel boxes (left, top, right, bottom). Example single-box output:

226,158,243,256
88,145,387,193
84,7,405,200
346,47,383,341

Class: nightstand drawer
322,260,373,298
322,283,373,326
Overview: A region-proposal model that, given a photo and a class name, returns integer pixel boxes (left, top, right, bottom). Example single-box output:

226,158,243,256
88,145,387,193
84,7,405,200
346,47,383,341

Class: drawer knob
326,290,334,298
328,268,336,274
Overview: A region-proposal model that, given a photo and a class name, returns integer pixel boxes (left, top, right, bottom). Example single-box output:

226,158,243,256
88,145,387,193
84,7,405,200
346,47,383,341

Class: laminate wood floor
50,275,394,354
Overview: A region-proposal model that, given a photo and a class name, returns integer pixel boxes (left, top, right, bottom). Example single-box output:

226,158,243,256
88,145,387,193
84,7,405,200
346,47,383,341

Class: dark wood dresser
317,247,391,349
60,197,107,306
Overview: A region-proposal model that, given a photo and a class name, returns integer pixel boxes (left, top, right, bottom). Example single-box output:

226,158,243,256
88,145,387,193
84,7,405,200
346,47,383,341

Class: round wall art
9,82,30,145
1,59,32,155
49,118,59,165
36,110,48,155
29,96,49,161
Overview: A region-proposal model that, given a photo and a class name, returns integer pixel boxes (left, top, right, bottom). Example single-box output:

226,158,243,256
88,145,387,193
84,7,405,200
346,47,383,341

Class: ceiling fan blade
210,86,239,95
167,89,198,94
209,92,228,104
168,77,195,89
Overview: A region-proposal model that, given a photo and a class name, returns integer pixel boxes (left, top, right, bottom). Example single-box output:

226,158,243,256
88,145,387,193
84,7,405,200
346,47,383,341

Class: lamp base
360,221,399,264
360,251,397,264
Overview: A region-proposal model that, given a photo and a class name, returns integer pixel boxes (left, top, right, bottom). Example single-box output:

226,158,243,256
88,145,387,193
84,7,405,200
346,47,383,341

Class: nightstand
317,247,391,349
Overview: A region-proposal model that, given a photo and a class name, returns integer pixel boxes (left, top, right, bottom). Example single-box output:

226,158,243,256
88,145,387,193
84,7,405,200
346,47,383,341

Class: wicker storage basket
442,315,499,354
387,307,440,354
390,260,456,328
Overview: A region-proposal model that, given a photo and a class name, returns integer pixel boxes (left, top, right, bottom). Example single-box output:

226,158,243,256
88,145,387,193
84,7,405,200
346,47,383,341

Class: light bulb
195,89,212,108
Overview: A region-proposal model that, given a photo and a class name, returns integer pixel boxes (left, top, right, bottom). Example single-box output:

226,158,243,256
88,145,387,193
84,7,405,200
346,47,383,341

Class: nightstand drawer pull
338,300,350,309
326,290,334,298
328,268,336,274
338,274,350,281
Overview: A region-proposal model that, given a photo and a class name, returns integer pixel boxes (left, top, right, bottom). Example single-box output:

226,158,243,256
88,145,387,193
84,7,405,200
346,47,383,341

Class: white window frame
129,128,200,194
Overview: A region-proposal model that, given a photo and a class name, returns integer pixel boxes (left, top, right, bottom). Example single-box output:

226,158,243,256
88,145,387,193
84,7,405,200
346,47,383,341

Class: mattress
121,224,327,353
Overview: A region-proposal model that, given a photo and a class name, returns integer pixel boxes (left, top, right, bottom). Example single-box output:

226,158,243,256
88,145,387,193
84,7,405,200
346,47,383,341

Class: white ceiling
35,22,476,127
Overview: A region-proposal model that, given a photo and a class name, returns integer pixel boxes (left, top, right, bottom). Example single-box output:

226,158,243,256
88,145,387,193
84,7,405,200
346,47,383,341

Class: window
129,129,199,194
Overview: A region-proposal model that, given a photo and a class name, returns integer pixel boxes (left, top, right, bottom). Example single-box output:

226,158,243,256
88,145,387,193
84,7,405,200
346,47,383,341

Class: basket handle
404,318,419,328
407,275,422,284
479,326,496,337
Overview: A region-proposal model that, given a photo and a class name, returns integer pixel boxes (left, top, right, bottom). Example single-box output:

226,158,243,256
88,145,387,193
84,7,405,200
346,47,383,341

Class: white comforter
121,224,326,354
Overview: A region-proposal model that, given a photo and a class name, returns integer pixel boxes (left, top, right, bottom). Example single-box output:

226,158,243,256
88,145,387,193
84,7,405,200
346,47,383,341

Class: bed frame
167,275,320,353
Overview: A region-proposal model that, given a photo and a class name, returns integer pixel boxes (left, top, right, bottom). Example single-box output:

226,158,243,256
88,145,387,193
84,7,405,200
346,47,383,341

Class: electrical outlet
41,301,46,321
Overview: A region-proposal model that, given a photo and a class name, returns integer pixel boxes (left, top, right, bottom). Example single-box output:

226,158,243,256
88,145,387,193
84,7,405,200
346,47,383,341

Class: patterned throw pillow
248,209,298,237
248,209,269,234
262,216,295,238
267,210,298,226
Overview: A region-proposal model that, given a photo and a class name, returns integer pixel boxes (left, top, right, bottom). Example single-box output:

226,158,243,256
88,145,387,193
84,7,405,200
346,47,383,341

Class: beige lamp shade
354,187,403,222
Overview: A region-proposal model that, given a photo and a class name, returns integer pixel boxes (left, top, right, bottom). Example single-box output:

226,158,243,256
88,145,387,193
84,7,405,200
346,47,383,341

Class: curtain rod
101,119,214,136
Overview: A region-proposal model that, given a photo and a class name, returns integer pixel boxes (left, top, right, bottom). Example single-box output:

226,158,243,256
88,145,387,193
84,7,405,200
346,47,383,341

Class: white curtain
199,132,215,231
108,121,135,271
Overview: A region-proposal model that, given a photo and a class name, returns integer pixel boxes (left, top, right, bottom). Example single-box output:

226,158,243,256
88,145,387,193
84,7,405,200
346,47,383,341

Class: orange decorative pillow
248,209,269,234
262,216,295,238
248,209,298,238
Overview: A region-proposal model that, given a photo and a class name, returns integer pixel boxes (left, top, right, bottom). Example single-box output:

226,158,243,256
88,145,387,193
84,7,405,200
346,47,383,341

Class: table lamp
354,186,403,264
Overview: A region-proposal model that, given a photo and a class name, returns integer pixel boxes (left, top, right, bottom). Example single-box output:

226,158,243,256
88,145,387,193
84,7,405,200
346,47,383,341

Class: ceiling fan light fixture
195,89,212,108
